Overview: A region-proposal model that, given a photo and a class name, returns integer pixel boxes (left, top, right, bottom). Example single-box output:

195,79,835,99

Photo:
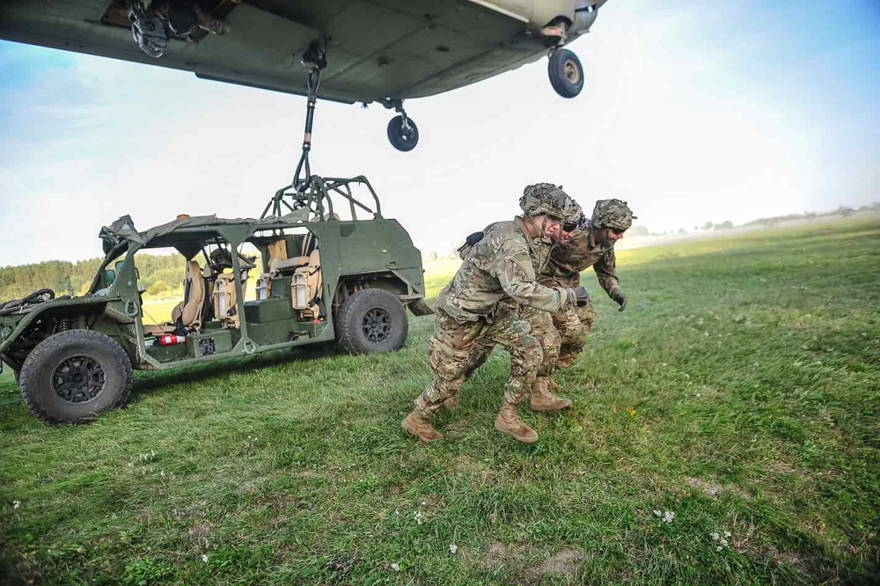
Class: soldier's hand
574,286,590,307
610,288,627,311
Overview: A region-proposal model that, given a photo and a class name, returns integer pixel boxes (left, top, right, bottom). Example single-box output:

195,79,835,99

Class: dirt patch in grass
480,542,584,579
686,476,726,496
527,548,586,578
484,542,510,566
187,522,214,539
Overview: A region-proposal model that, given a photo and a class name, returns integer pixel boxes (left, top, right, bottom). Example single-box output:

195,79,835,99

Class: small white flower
716,546,723,552
201,554,209,563
723,530,731,538
390,563,400,572
413,511,425,524
449,543,458,555
662,511,675,523
12,500,21,509
710,532,720,541
652,510,662,517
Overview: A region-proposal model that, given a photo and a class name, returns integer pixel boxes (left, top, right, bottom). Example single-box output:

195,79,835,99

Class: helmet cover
591,199,636,231
519,183,572,219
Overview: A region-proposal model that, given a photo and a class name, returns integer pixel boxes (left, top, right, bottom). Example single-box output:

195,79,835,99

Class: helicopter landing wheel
387,114,419,151
548,48,584,98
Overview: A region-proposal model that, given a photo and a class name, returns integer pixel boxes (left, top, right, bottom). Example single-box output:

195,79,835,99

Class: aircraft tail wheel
548,49,584,98
387,115,419,151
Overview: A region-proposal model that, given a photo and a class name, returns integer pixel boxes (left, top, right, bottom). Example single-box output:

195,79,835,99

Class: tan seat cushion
306,249,322,302
171,260,205,330
267,239,288,268
293,249,323,317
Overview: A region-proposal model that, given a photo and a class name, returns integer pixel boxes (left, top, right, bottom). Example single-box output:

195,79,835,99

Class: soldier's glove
574,286,590,307
610,288,627,312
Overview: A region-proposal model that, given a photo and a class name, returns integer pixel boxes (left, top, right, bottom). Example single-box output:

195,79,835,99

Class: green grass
1,216,878,584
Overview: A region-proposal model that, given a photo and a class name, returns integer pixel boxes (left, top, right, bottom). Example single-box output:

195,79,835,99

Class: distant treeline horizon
0,254,186,302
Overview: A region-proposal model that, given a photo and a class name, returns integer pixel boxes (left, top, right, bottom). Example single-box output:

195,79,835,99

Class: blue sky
0,0,878,264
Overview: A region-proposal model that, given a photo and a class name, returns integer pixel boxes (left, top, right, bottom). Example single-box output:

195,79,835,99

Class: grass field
1,216,878,584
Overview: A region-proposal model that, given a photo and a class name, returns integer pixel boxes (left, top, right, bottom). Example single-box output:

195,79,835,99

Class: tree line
0,253,186,301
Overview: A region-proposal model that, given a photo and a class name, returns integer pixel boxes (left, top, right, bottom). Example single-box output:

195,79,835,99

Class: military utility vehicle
0,176,430,424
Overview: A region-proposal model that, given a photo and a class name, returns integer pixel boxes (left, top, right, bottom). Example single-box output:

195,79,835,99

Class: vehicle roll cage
261,175,383,221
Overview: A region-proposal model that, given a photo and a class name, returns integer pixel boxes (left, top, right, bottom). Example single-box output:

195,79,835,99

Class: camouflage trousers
464,300,599,376
553,299,597,369
520,306,561,376
413,306,542,417
462,304,559,380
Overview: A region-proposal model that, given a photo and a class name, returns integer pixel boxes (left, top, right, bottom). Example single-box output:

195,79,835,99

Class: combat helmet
591,199,636,231
563,200,585,230
519,183,571,219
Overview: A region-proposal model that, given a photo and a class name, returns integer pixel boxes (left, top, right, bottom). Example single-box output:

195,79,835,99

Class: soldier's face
543,216,563,241
599,227,625,246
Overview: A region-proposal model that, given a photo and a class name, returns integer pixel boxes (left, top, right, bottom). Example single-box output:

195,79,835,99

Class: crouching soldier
401,184,588,444
546,199,636,376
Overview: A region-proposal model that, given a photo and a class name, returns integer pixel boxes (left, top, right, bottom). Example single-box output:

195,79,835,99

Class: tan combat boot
402,409,443,442
530,377,572,412
494,402,538,443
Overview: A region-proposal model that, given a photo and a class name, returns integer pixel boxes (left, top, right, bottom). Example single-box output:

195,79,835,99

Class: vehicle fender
0,297,119,354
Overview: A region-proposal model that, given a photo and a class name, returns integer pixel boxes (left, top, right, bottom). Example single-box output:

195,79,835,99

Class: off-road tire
548,48,584,98
19,329,133,424
335,289,408,354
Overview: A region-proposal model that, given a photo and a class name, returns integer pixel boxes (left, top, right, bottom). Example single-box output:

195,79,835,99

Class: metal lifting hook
292,38,327,191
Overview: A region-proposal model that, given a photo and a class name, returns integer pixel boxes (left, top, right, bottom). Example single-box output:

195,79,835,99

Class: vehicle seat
266,239,288,272
171,260,206,331
293,249,322,318
212,272,239,327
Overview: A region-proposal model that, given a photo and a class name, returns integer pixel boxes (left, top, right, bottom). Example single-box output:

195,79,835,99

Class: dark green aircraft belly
0,0,543,103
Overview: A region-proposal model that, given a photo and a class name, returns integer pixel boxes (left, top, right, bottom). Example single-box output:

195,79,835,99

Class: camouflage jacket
438,218,570,322
542,222,620,293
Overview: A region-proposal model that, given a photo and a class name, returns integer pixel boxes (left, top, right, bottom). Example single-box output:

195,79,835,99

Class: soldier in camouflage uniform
545,199,635,377
462,198,635,409
521,197,588,410
402,184,589,444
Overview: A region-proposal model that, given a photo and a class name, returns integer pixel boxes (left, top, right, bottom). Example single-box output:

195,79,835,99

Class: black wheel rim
362,307,392,343
53,356,105,403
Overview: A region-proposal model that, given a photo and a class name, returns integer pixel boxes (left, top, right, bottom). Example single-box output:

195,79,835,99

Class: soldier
401,184,589,444
546,199,636,381
461,198,635,409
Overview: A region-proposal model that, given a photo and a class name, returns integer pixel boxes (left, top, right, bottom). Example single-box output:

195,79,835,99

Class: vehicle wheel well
333,274,409,311
4,306,115,372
